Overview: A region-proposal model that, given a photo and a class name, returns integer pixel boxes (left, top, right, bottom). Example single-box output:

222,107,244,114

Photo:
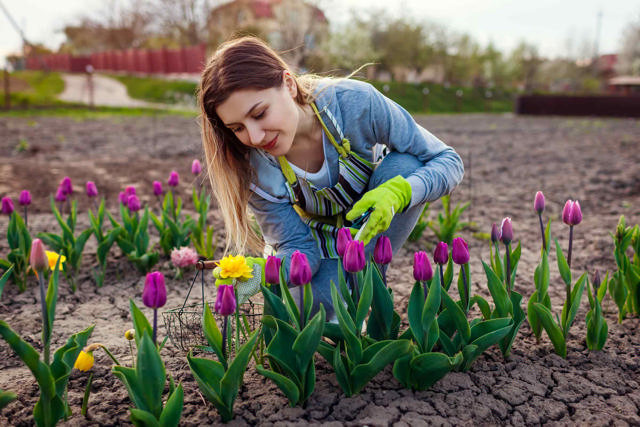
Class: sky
1,0,639,67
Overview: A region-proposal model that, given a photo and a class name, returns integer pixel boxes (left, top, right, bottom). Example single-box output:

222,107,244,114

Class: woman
199,36,464,318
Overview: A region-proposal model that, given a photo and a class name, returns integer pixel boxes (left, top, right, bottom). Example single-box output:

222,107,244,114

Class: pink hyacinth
170,246,199,268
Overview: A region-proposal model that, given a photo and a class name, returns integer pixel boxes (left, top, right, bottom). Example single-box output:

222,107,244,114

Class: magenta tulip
191,159,202,176
55,187,67,203
215,284,237,316
451,237,470,265
60,177,73,196
1,197,14,215
168,171,180,187
118,191,128,205
125,186,136,197
86,182,98,198
127,195,141,212
343,240,366,273
153,181,163,196
290,250,312,286
500,217,513,244
265,255,282,285
29,239,48,272
336,227,353,257
562,199,582,226
142,272,167,309
433,242,449,265
18,190,31,206
491,223,500,243
534,191,545,214
413,251,433,281
374,236,393,265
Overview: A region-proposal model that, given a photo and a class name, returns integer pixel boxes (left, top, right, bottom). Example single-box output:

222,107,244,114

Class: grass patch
1,71,66,107
108,74,198,105
0,104,196,119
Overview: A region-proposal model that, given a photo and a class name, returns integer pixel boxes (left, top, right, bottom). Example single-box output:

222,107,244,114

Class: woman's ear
283,70,297,98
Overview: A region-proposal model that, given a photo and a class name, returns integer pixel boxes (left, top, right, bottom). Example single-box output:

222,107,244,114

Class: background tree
616,12,640,76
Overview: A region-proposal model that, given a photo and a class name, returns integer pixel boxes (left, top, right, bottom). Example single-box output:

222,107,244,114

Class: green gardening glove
346,175,412,245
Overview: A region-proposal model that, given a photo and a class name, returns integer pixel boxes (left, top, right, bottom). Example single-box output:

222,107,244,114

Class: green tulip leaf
255,366,301,407
555,239,572,286
532,303,566,358
129,408,160,427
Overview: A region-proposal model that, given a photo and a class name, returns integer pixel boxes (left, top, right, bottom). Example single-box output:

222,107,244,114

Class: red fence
516,95,640,118
25,44,207,75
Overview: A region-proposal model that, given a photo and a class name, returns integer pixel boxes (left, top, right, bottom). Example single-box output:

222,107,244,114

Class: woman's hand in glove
345,175,412,245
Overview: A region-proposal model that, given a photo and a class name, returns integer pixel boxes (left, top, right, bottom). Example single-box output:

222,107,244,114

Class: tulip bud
215,284,236,316
124,329,135,341
191,159,202,176
125,186,136,197
168,171,179,187
290,250,312,286
55,187,67,203
30,239,49,272
413,251,433,281
433,242,449,265
18,190,31,206
142,271,167,309
534,191,545,214
152,181,163,197
491,223,500,243
86,182,98,198
74,351,94,372
343,240,365,273
562,199,583,226
118,191,128,205
336,227,353,258
1,197,14,215
127,195,141,212
451,237,470,265
60,177,73,196
265,255,282,285
500,217,513,244
374,235,393,265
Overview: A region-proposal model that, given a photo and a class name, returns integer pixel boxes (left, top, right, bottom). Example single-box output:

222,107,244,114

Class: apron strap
311,102,351,158
278,156,297,185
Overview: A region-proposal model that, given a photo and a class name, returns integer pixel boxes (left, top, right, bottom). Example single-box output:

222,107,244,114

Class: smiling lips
262,135,278,150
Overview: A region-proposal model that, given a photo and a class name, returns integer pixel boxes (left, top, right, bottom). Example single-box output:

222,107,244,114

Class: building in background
207,0,328,70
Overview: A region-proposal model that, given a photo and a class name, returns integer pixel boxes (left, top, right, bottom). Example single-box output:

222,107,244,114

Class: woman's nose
247,123,265,146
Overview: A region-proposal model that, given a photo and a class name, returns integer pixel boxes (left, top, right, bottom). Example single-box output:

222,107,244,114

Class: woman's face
216,73,299,157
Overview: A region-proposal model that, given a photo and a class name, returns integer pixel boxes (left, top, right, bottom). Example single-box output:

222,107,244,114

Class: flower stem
299,286,305,330
129,341,135,368
438,264,445,311
81,372,94,417
381,264,387,288
538,213,546,253
422,281,428,303
505,242,512,296
100,345,121,365
152,308,158,345
23,206,28,228
350,272,359,306
567,225,574,269
38,273,50,365
461,264,469,314
222,316,228,360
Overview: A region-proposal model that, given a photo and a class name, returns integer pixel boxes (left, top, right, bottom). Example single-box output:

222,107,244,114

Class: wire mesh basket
163,260,264,353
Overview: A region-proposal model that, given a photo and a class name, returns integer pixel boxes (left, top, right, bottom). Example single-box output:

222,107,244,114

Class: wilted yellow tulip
74,351,94,372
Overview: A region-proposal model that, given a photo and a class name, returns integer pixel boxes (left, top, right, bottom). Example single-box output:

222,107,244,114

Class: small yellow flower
124,329,135,341
74,351,94,372
216,255,253,281
46,251,66,271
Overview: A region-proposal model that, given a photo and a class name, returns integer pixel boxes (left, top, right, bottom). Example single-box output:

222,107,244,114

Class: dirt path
0,114,639,425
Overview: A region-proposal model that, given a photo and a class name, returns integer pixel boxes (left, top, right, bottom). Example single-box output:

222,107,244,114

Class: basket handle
196,260,218,270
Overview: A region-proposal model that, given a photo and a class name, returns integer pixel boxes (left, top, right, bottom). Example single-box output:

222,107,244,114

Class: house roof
608,76,640,86
210,0,328,22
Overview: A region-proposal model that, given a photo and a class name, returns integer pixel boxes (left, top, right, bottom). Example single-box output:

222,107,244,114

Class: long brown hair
198,36,315,255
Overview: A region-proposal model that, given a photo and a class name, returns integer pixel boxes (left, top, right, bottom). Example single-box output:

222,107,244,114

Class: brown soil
1,113,639,426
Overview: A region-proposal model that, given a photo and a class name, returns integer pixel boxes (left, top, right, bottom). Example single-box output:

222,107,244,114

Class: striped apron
278,102,375,258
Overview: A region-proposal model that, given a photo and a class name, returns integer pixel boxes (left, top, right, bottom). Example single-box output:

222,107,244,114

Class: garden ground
0,113,639,426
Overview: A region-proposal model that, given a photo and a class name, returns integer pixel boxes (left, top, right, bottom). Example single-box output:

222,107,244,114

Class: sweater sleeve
366,84,464,207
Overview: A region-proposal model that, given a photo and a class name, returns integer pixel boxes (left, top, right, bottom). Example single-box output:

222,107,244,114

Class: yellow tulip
124,329,135,341
46,251,66,271
74,351,94,372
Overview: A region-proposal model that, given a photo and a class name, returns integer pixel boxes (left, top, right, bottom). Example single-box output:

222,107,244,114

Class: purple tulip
191,159,202,176
413,251,433,281
534,191,545,214
60,177,73,196
336,227,353,258
500,217,513,244
127,195,141,212
142,272,167,309
18,190,31,206
86,182,98,198
30,238,48,272
343,240,366,273
451,237,470,265
153,181,163,197
168,171,179,187
215,284,237,316
432,242,448,265
265,255,282,285
290,250,312,286
562,200,582,226
125,186,136,197
1,197,14,215
118,191,128,206
491,223,500,243
374,235,393,265
54,187,67,202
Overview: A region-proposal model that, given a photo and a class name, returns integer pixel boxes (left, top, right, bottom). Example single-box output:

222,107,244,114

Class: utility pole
0,0,29,69
593,10,603,78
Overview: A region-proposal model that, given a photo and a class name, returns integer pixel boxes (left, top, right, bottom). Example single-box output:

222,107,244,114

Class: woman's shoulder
314,78,375,107
249,150,289,202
